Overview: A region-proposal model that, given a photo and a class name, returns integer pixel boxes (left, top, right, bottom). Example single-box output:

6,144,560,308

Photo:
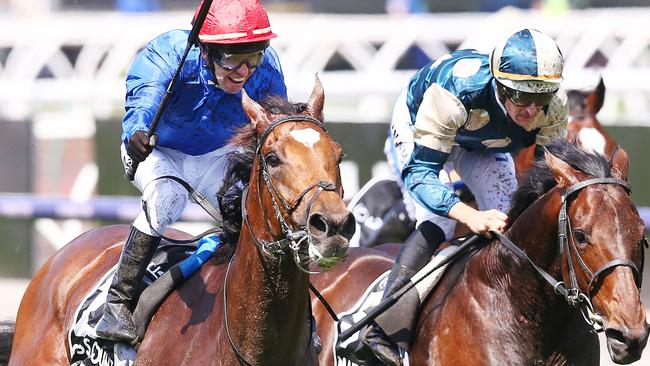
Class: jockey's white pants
121,144,233,236
384,91,518,240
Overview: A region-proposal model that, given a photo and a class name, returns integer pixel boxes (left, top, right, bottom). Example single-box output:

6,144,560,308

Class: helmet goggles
204,45,265,71
503,86,554,107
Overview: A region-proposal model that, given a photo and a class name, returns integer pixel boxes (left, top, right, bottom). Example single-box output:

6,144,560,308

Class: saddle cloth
68,242,203,366
333,245,459,366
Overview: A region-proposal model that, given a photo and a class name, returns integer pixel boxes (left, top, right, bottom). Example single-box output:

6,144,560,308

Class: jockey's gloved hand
127,130,155,162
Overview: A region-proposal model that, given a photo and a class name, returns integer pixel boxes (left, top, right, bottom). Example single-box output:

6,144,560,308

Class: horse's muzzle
306,210,355,268
605,321,650,364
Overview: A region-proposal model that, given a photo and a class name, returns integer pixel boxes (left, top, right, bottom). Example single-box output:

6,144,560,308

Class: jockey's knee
418,221,446,247
397,222,446,269
139,180,189,233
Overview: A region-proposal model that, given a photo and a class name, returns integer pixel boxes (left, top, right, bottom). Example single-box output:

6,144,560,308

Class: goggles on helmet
502,85,554,107
204,45,265,71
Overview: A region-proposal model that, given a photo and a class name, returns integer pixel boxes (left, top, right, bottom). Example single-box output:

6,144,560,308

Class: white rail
1,8,650,124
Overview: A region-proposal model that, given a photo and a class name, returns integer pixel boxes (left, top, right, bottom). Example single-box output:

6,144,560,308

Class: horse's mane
217,96,310,240
508,139,612,220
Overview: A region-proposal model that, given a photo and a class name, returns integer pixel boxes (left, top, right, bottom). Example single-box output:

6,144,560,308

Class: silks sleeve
121,32,181,146
402,83,468,217
402,144,461,217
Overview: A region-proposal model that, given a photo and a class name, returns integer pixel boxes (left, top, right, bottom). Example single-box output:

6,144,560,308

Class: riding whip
337,234,482,341
125,0,214,181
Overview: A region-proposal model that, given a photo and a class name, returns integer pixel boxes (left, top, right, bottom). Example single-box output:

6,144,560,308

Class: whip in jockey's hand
95,0,287,345
127,131,155,163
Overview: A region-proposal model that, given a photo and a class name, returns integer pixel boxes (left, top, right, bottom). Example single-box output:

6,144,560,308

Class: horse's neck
421,190,589,365
463,190,572,351
224,184,311,364
494,189,575,340
450,192,561,334
506,189,563,268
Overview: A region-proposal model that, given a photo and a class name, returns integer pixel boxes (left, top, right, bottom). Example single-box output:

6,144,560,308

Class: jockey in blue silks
361,28,569,366
95,0,286,344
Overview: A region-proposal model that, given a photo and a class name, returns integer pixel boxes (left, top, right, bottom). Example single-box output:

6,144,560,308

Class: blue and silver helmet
490,29,564,93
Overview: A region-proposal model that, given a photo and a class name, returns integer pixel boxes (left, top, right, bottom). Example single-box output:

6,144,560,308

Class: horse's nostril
605,325,649,352
308,213,328,235
308,212,355,239
605,328,627,345
341,212,356,240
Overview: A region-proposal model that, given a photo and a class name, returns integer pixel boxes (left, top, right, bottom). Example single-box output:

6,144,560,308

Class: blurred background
1,0,649,364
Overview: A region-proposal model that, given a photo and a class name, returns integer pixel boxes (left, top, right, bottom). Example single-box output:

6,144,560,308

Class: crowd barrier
0,194,210,222
2,9,650,124
0,194,648,230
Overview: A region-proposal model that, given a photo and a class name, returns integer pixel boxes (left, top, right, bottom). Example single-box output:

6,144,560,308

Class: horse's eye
574,230,588,244
265,153,281,168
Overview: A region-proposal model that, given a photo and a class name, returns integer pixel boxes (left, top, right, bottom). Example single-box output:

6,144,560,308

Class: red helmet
195,0,277,45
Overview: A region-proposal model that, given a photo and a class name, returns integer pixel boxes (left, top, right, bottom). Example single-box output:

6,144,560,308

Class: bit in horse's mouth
313,256,346,271
307,237,349,270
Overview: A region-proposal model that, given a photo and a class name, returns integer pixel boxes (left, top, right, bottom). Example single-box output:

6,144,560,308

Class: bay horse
4,78,355,365
312,139,648,365
514,76,624,179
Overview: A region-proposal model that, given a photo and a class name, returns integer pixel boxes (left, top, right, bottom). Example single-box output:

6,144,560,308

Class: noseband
241,114,341,271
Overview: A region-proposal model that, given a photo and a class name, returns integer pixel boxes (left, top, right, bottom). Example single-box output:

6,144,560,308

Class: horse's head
566,77,619,157
239,76,354,271
545,145,649,363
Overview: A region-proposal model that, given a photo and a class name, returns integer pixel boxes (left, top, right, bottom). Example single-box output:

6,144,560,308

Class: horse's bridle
496,177,645,328
240,114,342,271
225,114,341,366
557,178,640,306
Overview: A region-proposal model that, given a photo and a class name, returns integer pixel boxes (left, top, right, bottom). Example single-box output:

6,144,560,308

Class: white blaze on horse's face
290,128,321,148
578,127,606,155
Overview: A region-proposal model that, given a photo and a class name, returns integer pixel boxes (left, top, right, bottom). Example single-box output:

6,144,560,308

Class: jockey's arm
402,143,460,217
121,32,180,147
448,202,508,237
402,84,508,236
401,84,465,218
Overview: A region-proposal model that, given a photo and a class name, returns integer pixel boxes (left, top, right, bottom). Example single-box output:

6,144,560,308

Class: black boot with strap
95,226,161,344
360,221,446,366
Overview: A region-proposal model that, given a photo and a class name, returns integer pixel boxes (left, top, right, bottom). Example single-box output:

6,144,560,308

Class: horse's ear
241,89,271,133
610,145,629,181
307,74,325,121
544,148,582,188
586,76,606,115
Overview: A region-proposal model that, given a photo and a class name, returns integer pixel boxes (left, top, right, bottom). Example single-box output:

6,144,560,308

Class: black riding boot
360,222,446,366
95,226,160,343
